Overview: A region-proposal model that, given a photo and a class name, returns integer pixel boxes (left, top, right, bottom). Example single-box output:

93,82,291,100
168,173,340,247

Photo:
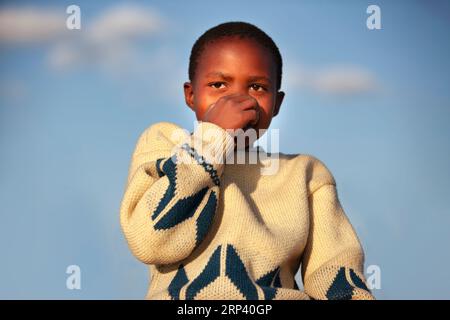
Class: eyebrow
205,71,272,84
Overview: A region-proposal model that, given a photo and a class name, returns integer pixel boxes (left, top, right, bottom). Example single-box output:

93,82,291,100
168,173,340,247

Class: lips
243,117,259,132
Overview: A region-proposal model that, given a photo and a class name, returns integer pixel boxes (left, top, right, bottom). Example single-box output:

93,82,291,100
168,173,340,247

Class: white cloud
312,66,377,95
47,4,165,71
0,7,66,43
0,4,165,72
88,5,163,43
47,39,136,72
0,4,185,106
284,62,378,96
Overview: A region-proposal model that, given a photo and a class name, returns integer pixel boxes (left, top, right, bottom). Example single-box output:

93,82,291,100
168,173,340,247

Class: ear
184,81,195,111
272,91,285,117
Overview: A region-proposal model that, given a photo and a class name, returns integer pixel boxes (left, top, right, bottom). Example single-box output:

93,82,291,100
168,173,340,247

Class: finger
238,97,259,111
251,107,260,125
241,109,258,126
226,94,252,104
221,93,248,102
207,102,217,111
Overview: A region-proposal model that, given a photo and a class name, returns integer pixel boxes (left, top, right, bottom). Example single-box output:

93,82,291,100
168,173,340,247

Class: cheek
193,90,215,120
255,96,276,128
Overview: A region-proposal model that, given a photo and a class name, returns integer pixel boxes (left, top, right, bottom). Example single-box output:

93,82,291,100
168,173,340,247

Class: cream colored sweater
120,121,374,300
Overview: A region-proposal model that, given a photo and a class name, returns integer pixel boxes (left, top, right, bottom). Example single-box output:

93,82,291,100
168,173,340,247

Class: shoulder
279,152,337,195
139,121,187,143
132,121,189,157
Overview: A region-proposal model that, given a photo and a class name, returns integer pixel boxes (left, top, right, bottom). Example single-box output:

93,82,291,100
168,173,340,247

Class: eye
209,82,226,89
250,84,267,92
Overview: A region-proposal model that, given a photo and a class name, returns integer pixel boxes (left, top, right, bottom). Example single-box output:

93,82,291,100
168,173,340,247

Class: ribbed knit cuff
182,121,235,177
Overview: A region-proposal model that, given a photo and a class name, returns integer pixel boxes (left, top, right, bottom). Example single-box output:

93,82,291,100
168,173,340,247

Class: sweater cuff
181,121,235,178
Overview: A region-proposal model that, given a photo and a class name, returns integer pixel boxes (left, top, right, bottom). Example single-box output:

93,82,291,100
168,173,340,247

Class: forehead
196,37,276,78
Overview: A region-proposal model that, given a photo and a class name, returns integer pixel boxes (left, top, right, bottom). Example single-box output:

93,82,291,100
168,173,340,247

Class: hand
203,93,260,131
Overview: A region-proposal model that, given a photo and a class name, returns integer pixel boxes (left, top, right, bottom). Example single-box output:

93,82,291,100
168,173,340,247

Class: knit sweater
120,121,374,300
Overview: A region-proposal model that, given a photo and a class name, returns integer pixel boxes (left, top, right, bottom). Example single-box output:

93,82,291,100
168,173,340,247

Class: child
120,21,374,300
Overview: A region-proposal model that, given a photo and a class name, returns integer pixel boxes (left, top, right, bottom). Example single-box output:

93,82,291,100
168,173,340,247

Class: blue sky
1,0,449,299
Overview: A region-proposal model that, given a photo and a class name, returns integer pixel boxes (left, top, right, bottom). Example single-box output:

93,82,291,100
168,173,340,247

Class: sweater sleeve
120,121,235,265
301,183,375,300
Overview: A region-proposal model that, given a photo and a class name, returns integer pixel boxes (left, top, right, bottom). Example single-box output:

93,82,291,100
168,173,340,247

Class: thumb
251,106,260,125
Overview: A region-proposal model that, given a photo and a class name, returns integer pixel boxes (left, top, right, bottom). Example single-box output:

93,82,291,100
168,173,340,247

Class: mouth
243,121,258,132
242,124,253,131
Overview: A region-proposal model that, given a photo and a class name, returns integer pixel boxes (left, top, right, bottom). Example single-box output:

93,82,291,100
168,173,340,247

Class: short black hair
188,21,283,90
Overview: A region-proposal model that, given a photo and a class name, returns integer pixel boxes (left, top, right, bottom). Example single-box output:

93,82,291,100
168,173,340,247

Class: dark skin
183,36,285,148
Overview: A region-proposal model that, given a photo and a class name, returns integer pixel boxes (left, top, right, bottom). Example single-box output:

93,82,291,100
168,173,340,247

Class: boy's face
184,36,284,134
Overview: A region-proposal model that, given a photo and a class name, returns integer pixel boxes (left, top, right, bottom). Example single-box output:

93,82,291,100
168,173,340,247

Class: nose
229,83,250,97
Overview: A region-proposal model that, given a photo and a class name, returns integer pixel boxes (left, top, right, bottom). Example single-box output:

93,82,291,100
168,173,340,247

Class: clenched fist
203,93,260,131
